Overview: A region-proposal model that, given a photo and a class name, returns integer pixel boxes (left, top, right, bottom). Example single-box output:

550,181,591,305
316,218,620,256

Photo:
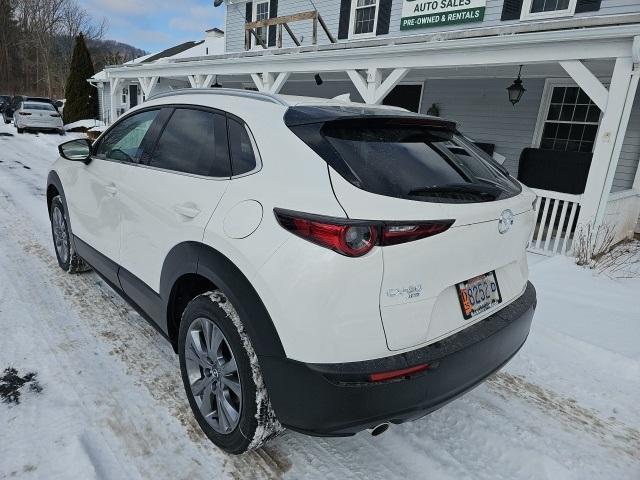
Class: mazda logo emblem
498,209,514,234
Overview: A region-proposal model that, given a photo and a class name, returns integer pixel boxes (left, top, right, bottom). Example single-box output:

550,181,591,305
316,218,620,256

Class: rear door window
227,117,258,176
291,117,521,203
149,108,230,177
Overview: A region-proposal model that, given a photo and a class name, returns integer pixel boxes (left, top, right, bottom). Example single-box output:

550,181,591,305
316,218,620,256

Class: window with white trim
521,0,577,20
350,0,379,38
537,85,601,153
253,0,270,47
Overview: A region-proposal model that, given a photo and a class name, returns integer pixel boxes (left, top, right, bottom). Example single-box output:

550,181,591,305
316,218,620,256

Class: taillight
274,209,453,257
381,223,452,246
20,111,31,116
50,113,61,117
276,211,377,257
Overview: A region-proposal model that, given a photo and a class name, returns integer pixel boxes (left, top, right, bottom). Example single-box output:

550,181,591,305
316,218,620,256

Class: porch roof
103,15,640,80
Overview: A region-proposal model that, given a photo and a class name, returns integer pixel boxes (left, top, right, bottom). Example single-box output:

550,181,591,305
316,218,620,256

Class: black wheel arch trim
160,241,286,358
47,170,77,252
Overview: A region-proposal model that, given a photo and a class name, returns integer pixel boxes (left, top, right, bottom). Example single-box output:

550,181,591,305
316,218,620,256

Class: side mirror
58,138,92,164
54,100,63,108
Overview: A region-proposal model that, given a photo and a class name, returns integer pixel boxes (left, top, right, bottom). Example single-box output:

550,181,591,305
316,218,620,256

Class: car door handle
104,184,118,196
174,204,201,218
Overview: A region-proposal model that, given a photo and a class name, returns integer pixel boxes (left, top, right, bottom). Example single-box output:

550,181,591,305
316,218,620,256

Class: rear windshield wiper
408,183,502,200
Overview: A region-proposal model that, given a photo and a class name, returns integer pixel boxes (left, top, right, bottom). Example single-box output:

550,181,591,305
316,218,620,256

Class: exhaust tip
367,422,390,437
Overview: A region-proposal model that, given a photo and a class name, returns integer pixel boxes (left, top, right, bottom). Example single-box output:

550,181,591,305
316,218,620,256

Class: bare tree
2,0,108,98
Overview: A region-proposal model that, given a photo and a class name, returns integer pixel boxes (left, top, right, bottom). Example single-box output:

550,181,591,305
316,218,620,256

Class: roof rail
146,88,289,106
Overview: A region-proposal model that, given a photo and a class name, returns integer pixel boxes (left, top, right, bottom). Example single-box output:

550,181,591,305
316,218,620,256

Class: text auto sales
400,0,486,30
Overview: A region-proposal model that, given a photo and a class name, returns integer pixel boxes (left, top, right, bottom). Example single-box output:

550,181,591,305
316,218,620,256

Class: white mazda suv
47,89,537,454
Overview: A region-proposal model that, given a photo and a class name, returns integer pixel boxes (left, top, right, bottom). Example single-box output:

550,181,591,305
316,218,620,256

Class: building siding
613,91,640,192
421,77,545,178
226,0,640,53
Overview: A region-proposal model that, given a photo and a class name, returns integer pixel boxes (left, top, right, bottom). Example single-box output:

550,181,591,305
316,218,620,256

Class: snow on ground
0,121,638,479
64,119,105,131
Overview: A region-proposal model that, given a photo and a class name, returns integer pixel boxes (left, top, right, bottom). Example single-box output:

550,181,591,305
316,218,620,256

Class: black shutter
268,0,278,47
501,0,524,20
575,0,601,13
376,0,392,35
337,0,351,40
245,2,253,50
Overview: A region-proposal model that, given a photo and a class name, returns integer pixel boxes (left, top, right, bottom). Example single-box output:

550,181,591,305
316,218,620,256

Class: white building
89,1,640,255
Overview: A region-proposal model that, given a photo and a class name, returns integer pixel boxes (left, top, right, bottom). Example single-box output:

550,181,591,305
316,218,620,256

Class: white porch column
250,72,290,94
566,57,637,229
138,76,159,99
187,74,214,89
109,77,122,125
347,68,410,104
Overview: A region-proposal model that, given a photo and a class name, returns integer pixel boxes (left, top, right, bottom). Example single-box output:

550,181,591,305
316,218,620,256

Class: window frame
532,78,603,151
349,0,379,40
252,0,271,49
226,113,263,178
92,107,162,164
92,104,263,179
520,0,577,21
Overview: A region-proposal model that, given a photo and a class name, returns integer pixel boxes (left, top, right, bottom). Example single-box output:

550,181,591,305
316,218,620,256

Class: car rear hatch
286,107,536,351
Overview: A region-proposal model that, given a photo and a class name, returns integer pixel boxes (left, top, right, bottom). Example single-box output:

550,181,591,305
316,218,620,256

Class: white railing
528,188,582,256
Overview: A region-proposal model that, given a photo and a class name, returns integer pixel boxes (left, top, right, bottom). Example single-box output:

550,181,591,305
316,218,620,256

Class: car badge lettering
386,284,423,299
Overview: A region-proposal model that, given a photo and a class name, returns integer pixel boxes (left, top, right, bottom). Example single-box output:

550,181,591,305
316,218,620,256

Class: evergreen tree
63,34,98,124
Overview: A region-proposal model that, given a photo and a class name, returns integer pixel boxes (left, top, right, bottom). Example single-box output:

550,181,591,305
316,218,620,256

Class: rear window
289,117,521,203
24,103,55,111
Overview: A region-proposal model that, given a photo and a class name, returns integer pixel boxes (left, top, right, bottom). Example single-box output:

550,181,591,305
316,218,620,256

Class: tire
178,291,282,454
17,127,24,134
50,195,90,273
58,129,65,136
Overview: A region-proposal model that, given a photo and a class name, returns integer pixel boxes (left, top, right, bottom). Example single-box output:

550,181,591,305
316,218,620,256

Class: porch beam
137,76,158,98
559,61,608,111
371,68,410,104
268,72,291,94
348,68,411,104
577,56,636,230
250,73,263,91
201,74,214,89
104,34,635,80
187,75,198,88
346,70,369,103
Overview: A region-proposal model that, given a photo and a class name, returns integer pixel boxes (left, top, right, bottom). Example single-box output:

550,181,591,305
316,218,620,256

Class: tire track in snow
488,372,640,459
0,193,388,480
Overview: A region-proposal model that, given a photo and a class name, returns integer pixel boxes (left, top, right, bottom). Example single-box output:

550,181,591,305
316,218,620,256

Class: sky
79,0,226,53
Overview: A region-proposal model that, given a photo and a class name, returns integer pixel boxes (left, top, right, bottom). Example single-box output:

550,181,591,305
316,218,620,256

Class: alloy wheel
52,206,69,264
185,317,242,434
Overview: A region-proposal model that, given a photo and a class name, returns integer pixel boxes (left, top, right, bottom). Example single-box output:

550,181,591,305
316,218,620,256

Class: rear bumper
260,281,536,436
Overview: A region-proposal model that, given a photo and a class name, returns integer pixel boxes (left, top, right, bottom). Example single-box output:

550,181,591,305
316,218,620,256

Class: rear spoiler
284,105,456,131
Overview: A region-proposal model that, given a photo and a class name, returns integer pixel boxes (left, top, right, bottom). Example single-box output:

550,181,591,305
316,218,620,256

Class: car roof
145,88,453,127
149,88,403,110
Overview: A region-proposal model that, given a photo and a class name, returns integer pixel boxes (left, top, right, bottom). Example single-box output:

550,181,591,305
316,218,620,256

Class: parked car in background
47,89,537,454
14,101,64,134
3,96,62,124
0,95,10,113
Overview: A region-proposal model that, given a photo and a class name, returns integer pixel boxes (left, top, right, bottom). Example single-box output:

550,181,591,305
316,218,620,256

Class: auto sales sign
400,0,486,30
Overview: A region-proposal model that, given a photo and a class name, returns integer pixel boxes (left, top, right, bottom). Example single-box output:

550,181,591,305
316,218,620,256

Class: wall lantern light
507,65,526,106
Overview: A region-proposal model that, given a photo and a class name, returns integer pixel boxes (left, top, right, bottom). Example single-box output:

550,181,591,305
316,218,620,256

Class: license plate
456,271,502,320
